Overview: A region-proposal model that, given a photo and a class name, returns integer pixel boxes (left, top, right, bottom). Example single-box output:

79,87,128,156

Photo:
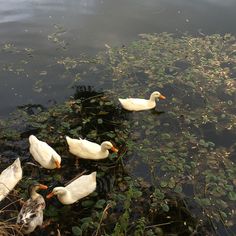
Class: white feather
0,158,22,201
29,135,61,169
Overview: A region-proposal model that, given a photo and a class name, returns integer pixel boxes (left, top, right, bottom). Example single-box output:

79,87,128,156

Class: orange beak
111,146,118,153
55,160,61,169
39,184,48,190
159,94,166,100
46,192,55,199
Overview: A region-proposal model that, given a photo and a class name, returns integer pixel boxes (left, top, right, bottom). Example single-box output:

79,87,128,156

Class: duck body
29,135,61,169
0,158,22,201
118,91,166,111
17,183,48,234
118,98,156,111
66,136,118,160
47,172,97,205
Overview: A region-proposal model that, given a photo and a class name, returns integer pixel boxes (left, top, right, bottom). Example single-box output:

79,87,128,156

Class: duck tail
13,158,23,179
65,136,72,144
29,135,38,144
13,157,21,167
91,171,97,180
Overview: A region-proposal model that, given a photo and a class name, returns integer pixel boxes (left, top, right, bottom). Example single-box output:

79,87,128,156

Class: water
0,0,236,117
0,1,236,235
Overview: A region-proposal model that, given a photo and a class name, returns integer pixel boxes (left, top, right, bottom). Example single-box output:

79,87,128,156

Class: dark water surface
0,1,236,235
1,0,236,116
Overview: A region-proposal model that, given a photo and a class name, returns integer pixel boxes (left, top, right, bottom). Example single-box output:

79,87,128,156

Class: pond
1,0,236,116
0,1,236,236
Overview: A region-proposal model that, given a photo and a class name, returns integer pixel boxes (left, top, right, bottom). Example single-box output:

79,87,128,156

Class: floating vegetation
57,57,78,70
0,33,236,235
48,24,68,50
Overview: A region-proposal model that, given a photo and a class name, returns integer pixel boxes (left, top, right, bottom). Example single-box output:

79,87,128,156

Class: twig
145,221,178,228
2,216,18,222
0,198,22,212
94,203,112,236
81,94,103,103
65,170,87,186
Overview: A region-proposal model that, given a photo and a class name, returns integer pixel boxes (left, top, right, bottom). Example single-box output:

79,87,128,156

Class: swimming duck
29,135,61,169
17,183,48,234
0,158,22,201
66,136,118,160
46,172,97,205
118,91,166,111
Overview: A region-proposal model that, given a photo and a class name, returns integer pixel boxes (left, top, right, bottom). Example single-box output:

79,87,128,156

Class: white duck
46,172,97,205
17,183,48,234
66,136,118,160
0,158,22,201
29,135,61,169
118,91,166,111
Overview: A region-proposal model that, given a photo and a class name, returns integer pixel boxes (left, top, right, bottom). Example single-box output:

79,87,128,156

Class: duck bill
39,184,48,190
111,146,118,153
55,160,61,169
159,94,166,100
46,192,55,199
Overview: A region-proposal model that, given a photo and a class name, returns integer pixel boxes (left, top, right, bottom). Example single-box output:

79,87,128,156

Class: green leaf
219,211,227,219
97,118,103,124
161,203,170,212
45,205,58,217
80,217,93,223
154,189,165,200
168,178,176,188
174,185,183,193
161,133,171,139
81,222,90,231
106,132,116,138
132,189,143,198
160,181,168,188
81,200,95,208
228,191,236,201
95,199,106,209
72,226,82,236
199,198,211,206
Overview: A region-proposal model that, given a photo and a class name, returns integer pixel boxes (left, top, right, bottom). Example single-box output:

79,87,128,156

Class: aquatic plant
0,33,236,235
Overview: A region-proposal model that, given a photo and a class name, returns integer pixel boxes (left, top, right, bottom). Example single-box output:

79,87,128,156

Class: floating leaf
160,181,168,188
228,191,236,201
174,185,183,193
95,199,106,209
39,71,47,76
72,226,82,236
97,118,103,124
81,200,95,208
168,178,176,188
219,211,227,219
154,188,165,200
161,203,170,212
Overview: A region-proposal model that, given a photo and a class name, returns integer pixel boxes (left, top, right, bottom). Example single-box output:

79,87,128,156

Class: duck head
28,183,48,198
101,141,118,153
46,187,67,199
150,91,166,101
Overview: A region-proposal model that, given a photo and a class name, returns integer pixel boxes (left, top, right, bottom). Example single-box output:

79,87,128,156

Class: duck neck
30,189,41,200
100,145,109,155
58,189,71,204
150,93,157,102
